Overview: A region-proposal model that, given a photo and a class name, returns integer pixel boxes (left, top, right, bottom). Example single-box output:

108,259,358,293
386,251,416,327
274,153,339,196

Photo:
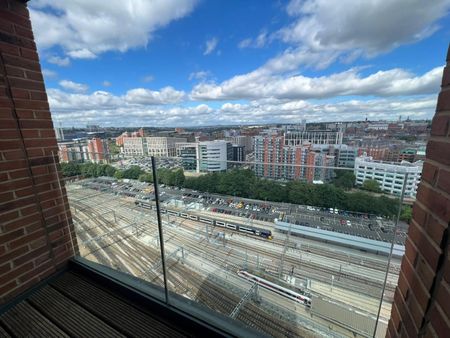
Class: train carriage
134,199,272,240
237,270,311,307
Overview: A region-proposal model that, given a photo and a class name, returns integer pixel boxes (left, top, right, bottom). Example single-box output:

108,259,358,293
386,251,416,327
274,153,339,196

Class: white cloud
42,69,57,78
142,75,154,83
67,48,97,59
46,84,438,127
280,0,450,56
59,80,89,93
125,87,185,105
102,81,112,87
188,70,211,81
30,0,198,58
214,96,437,124
238,31,268,48
238,38,252,49
191,65,443,101
47,55,70,67
203,37,218,55
237,0,449,72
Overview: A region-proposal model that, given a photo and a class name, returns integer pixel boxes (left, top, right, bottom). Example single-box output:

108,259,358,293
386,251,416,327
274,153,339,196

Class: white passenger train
237,270,311,307
134,199,273,239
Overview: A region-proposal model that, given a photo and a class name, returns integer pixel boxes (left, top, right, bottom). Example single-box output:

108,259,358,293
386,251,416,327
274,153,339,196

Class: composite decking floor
0,271,190,338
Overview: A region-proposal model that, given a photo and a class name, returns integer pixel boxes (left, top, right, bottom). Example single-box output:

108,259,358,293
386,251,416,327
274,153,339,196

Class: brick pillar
387,45,450,337
0,0,78,304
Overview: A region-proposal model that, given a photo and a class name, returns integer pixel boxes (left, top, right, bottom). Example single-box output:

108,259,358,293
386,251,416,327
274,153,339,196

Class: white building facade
145,137,187,157
198,140,229,172
354,156,423,198
123,137,145,157
123,137,187,157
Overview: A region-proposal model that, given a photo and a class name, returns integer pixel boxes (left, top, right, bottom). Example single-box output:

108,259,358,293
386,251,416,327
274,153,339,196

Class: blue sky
30,0,450,127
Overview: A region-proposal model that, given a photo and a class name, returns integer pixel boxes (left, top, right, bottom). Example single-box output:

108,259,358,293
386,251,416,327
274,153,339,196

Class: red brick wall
0,0,78,305
387,45,450,337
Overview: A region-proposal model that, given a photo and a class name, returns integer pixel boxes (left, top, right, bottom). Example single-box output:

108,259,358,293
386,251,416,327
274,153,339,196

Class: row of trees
183,169,400,217
61,162,401,218
60,162,185,187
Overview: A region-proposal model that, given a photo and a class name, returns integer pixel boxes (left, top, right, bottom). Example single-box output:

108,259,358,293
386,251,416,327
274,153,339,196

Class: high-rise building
198,140,230,172
305,151,335,183
231,145,245,162
87,138,108,163
254,135,333,182
176,142,199,171
225,135,254,154
58,141,88,162
334,145,358,168
354,156,423,197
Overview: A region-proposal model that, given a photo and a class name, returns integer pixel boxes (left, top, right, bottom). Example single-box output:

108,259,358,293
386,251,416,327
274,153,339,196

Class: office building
225,135,254,154
146,137,187,157
176,142,199,171
334,145,358,168
354,156,423,197
123,137,146,157
122,137,187,157
198,140,230,172
231,145,245,162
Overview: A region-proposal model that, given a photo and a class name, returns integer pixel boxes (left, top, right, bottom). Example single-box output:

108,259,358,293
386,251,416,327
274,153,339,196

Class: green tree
114,170,124,179
60,162,81,177
80,163,97,177
217,169,255,197
105,165,116,177
172,169,185,186
287,181,317,206
179,168,401,218
362,179,382,193
138,173,153,183
252,178,287,202
333,171,356,190
122,165,143,179
400,205,412,223
109,141,120,155
315,184,346,208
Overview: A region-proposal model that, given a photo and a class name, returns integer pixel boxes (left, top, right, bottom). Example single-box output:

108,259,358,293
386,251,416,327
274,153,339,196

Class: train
134,199,273,239
237,270,311,307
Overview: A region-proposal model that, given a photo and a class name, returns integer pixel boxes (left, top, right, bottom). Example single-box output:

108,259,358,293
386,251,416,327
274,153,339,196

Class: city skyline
34,0,450,126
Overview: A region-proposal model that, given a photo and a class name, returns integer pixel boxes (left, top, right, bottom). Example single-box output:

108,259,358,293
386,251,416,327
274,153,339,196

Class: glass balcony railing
53,150,410,338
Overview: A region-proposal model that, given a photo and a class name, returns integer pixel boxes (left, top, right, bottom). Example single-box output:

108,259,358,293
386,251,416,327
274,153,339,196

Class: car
340,219,346,225
346,220,352,226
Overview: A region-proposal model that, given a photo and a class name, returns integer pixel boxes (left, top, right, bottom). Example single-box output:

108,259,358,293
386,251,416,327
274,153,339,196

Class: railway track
70,198,308,337
70,190,397,307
